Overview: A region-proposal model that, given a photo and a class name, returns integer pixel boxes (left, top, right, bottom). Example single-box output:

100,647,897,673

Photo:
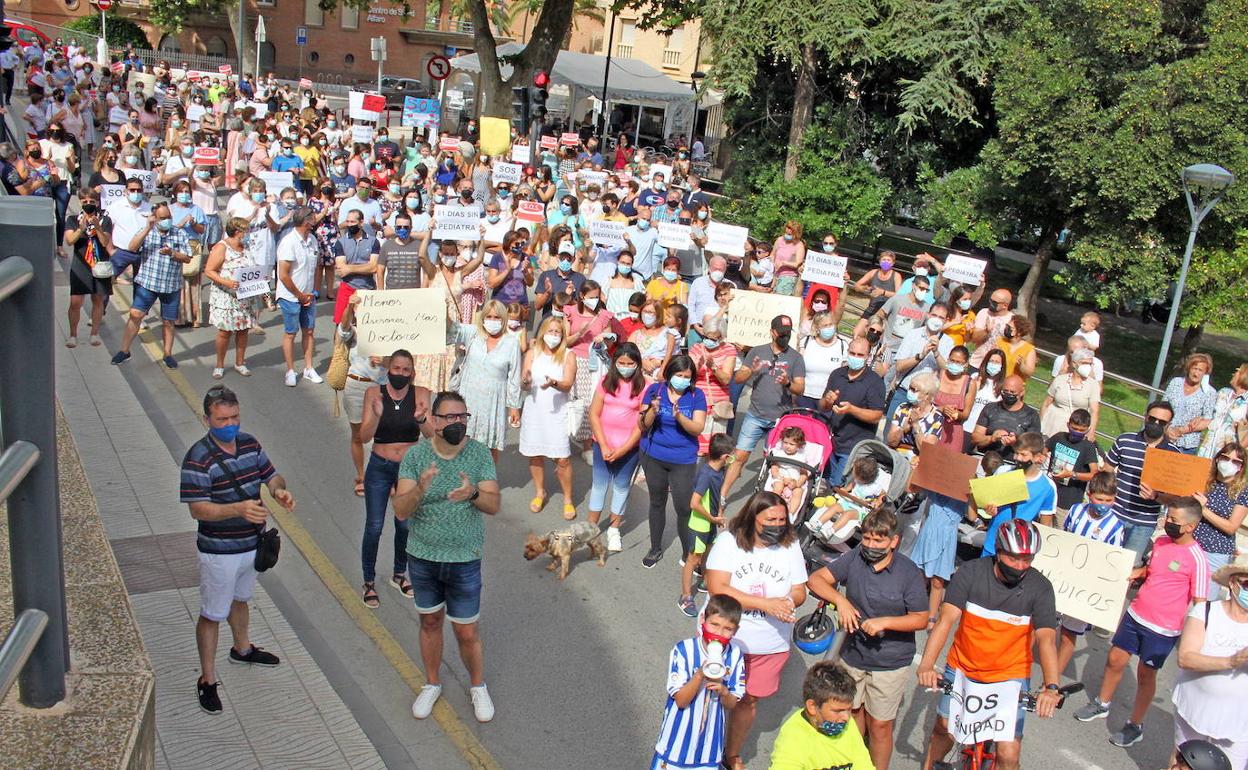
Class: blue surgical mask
906,389,920,404
703,338,720,350
637,219,651,231
395,227,411,239
616,363,637,378
497,189,510,199
945,362,966,376
487,214,501,224
560,203,572,214
127,192,144,204
818,720,848,737
1235,585,1248,611
251,192,265,203
157,218,173,231
617,264,632,276
435,194,447,204
209,424,240,442
558,259,573,273
846,355,866,372
388,184,401,195
1089,502,1113,518
406,197,421,210
697,210,708,221
958,298,973,310
818,327,836,342
822,244,835,253
985,361,1003,377
662,270,678,282
783,233,794,242
176,192,191,204
669,375,691,393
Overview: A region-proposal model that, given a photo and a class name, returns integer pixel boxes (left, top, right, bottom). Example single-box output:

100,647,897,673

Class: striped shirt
653,637,746,769
180,433,276,554
1106,432,1180,526
1063,503,1126,547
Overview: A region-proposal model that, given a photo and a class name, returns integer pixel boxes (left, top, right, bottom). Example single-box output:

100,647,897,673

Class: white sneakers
284,369,323,386
303,368,323,384
470,685,495,723
411,683,494,723
606,526,623,553
284,370,298,387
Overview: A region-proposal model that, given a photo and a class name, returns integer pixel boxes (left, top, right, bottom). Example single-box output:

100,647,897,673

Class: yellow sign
726,292,803,348
968,469,1030,508
1031,524,1134,630
354,288,448,357
479,117,512,156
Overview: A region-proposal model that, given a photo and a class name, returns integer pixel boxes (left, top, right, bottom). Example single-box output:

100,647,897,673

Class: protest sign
432,204,482,241
801,252,848,288
516,200,545,223
1032,524,1134,630
186,104,207,123
351,124,375,145
943,254,989,286
510,144,531,164
726,292,802,347
100,184,127,209
492,162,522,186
540,135,559,150
578,170,607,189
218,64,233,76
969,469,1030,507
244,101,268,119
192,147,220,165
589,220,627,248
354,288,448,357
439,136,462,152
108,106,129,127
479,117,510,156
705,222,749,257
361,93,386,112
258,171,295,196
401,96,441,129
234,265,271,300
348,90,382,121
559,132,580,147
648,164,673,184
1141,447,1211,497
121,168,156,193
299,78,314,89
657,222,692,250
947,670,1022,746
912,443,980,502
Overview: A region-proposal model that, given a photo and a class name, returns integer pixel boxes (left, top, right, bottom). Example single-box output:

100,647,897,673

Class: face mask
82,203,98,215
775,331,792,349
703,338,721,350
387,373,412,390
328,120,337,128
126,155,140,165
1003,327,1017,341
388,184,401,195
507,319,522,330
880,260,893,271
697,210,708,221
915,267,929,277
1235,585,1248,611
1163,521,1184,540
282,199,296,208
1076,364,1093,378
1089,502,1112,518
300,138,310,147
946,362,966,377
783,233,794,242
811,301,828,312
543,333,563,349
860,545,889,564
822,244,836,253
406,197,421,210
395,227,411,239
346,224,362,236
1218,459,1242,478
617,263,632,276
1067,430,1087,443
209,424,240,443
319,139,328,146
700,623,732,648
906,389,920,405
175,192,191,204
378,135,388,142
441,254,457,267
128,192,144,204
196,169,211,180
487,214,501,224
866,329,882,344
483,318,503,335
439,421,467,446
757,524,786,546
914,289,928,302
435,194,447,204
926,317,944,333
637,219,651,231
709,270,724,283
357,189,370,200
641,312,657,327
662,270,678,282
655,182,666,191
995,557,1027,588
846,355,866,372
583,297,600,310
558,259,573,273
179,143,193,155
1000,392,1020,407
669,375,691,393
817,720,848,738
616,363,637,378
666,199,680,209
334,165,346,175
560,203,572,214
958,298,973,310
985,361,1003,377
1143,417,1167,440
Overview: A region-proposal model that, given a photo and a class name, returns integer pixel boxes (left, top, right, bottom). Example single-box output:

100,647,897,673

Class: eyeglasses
434,412,471,422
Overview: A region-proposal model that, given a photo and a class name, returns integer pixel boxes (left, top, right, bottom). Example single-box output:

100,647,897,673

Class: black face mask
346,224,362,236
1143,417,1167,440
1003,327,1016,341
774,332,791,349
1000,392,1020,407
995,557,1028,588
1163,521,1184,540
757,524,786,546
860,545,889,564
866,329,882,343
440,421,467,446
387,373,411,390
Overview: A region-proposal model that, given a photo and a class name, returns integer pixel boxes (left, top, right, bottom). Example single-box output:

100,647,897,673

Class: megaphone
702,640,727,681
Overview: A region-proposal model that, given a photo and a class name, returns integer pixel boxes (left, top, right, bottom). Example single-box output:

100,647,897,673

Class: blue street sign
296,26,308,46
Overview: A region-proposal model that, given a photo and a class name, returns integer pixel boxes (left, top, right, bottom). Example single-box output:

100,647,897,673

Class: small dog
523,521,607,580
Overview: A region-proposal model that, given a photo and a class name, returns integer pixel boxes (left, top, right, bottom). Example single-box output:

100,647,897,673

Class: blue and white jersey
653,637,746,769
1063,502,1126,547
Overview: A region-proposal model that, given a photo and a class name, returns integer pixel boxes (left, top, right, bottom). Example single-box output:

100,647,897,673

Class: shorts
277,298,316,333
132,283,181,321
198,550,258,622
1111,612,1178,669
343,377,372,424
650,755,717,770
408,557,483,624
937,666,1028,739
841,662,911,722
743,650,788,698
689,526,713,556
735,412,775,454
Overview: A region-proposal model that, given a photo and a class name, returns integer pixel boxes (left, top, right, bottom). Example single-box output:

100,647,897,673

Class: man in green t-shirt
393,391,501,723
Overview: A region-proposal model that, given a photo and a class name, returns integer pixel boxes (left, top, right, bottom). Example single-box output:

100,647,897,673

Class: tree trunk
783,42,817,182
228,2,257,80
1016,219,1064,326
468,0,574,119
1179,323,1204,360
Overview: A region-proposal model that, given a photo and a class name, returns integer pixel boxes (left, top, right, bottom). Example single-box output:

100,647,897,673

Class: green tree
64,13,151,51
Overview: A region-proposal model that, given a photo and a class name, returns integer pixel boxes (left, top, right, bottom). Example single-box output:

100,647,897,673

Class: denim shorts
277,298,316,333
734,412,775,453
408,557,483,624
132,284,180,321
937,665,1028,739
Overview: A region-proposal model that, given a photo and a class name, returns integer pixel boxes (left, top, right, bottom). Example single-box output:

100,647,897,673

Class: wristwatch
1044,683,1060,692
468,485,480,502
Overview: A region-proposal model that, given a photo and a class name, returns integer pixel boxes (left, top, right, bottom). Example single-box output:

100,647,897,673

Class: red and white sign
218,64,232,76
299,78,313,89
559,132,579,147
361,93,386,112
540,135,558,150
96,0,113,10
427,55,451,81
110,61,123,74
439,136,461,152
516,200,545,224
192,147,220,165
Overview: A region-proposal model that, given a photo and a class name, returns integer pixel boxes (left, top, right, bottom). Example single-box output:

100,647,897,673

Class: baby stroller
752,408,835,526
799,439,914,573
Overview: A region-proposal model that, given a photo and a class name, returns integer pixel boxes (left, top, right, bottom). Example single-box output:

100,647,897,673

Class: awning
449,42,695,104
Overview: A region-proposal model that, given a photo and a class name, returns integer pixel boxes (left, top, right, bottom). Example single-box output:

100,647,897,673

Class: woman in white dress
520,316,578,518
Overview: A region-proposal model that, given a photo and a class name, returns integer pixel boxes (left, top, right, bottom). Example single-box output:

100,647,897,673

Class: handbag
182,239,204,278
199,438,281,572
84,237,114,279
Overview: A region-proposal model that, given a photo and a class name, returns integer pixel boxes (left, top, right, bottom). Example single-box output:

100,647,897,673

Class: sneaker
678,555,687,567
163,355,179,369
234,364,252,376
804,517,821,532
284,370,298,387
411,684,442,719
1109,721,1144,747
470,684,495,723
212,367,225,379
110,350,131,365
303,367,323,384
642,548,663,569
695,574,708,594
605,526,622,553
1074,698,1111,722
678,595,697,617
197,679,222,714
89,335,102,347
228,645,280,667
65,336,78,348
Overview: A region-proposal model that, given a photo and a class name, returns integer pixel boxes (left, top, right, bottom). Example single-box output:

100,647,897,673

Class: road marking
111,289,502,770
1058,747,1105,770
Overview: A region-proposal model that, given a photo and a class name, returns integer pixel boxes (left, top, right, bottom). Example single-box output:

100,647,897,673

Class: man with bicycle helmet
916,519,1062,770
1172,739,1232,770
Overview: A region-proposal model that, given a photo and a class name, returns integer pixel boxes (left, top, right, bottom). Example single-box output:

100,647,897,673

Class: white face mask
1076,363,1093,378
483,318,503,335
708,270,724,283
926,317,944,333
641,312,657,327
1217,458,1242,478
583,296,599,310
543,333,563,349
811,301,828,312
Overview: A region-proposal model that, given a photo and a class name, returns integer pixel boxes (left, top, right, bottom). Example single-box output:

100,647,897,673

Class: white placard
657,222,692,250
100,184,127,209
649,164,673,185
942,253,988,286
108,106,129,127
121,168,155,193
351,124,375,145
235,265,271,299
705,222,748,257
432,204,482,241
578,170,607,189
946,670,1022,746
354,288,449,357
510,144,531,164
727,292,803,347
588,220,627,248
258,171,295,196
245,101,269,118
186,103,207,123
801,252,848,288
1031,524,1134,631
492,162,522,186
348,90,382,122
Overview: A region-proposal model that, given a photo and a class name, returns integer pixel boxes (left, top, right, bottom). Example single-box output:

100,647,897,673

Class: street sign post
370,36,387,94
254,15,267,81
96,0,111,66
296,25,306,79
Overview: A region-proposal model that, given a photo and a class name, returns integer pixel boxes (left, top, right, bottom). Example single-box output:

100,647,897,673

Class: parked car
380,76,429,109
4,21,51,49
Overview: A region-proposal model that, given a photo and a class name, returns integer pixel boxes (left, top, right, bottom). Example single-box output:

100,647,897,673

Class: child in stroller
766,426,817,520
753,409,834,524
803,454,888,545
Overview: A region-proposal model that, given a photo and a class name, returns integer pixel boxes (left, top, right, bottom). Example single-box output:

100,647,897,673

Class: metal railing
662,49,682,67
424,16,474,34
0,610,49,703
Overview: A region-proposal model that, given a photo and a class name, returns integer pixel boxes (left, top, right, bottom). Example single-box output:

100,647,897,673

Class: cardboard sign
510,144,531,164
100,184,127,209
432,204,482,241
348,90,382,121
578,170,607,190
218,64,232,76
351,124,375,145
1032,524,1134,631
657,222,692,250
912,442,980,502
801,252,848,288
108,106,129,127
1140,447,1211,497
258,171,295,196
540,135,558,150
516,200,545,224
192,147,220,165
492,162,522,186
479,117,510,156
589,220,627,248
439,136,462,152
649,164,673,184
969,469,1030,507
186,103,207,123
705,222,749,257
246,101,269,118
401,96,440,129
726,292,803,347
947,670,1021,746
121,169,155,194
354,288,448,357
235,265,271,300
943,254,988,286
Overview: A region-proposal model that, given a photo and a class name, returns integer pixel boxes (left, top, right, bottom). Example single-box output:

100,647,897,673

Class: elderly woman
1192,442,1248,598
995,313,1037,379
1200,363,1248,458
688,312,736,453
886,371,944,457
1164,353,1218,455
1052,335,1105,382
455,300,522,461
1040,347,1103,438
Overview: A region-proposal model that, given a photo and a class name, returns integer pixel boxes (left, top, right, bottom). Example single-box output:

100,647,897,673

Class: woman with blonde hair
520,316,578,516
886,371,944,456
455,299,523,461
1200,363,1248,458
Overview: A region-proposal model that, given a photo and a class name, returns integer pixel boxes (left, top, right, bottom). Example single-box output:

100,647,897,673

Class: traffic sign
427,55,451,81
296,26,307,46
96,0,112,10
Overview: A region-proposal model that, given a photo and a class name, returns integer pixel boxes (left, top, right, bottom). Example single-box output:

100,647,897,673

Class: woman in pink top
688,312,736,454
587,343,646,553
771,220,806,296
564,280,623,444
139,97,162,141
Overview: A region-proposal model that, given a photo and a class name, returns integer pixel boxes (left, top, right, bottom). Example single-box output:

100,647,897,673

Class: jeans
825,450,852,488
641,452,696,555
1120,520,1156,566
589,444,640,518
726,380,745,436
884,386,908,426
50,181,69,246
362,454,409,583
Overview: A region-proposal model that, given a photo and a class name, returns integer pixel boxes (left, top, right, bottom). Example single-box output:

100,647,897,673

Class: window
662,27,684,68
620,21,636,46
205,36,228,58
309,51,320,64
259,41,276,72
341,5,359,29
304,0,323,26
157,34,181,54
344,53,355,68
256,0,274,7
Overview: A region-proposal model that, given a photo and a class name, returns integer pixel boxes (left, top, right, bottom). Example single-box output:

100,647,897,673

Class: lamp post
1150,163,1235,389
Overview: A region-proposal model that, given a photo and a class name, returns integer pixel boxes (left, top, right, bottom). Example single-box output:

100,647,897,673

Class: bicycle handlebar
932,678,1084,712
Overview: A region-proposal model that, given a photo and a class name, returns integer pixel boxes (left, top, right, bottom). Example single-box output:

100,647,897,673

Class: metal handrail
0,441,40,505
0,611,49,703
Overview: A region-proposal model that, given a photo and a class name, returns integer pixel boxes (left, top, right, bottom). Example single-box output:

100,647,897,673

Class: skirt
910,492,963,581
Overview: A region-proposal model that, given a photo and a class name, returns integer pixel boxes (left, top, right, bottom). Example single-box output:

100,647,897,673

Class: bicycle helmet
793,603,836,655
995,518,1041,557
1176,740,1232,770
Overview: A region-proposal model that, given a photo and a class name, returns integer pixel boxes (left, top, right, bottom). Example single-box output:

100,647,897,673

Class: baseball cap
771,315,793,332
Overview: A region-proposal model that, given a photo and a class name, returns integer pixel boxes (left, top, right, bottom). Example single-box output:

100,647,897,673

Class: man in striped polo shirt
180,385,296,714
1104,401,1181,564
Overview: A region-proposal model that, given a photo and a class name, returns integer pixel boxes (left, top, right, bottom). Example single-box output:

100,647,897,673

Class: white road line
1059,747,1106,770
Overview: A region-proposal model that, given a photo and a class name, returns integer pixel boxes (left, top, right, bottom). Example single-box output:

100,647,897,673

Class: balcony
615,43,633,58
400,16,510,50
425,16,474,34
662,49,681,68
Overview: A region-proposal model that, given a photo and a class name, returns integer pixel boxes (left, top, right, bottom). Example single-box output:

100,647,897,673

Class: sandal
390,573,414,598
563,504,576,521
529,495,547,513
362,582,379,609
354,478,365,497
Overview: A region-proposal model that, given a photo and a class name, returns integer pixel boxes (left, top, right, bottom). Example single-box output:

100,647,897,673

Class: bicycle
929,678,1084,770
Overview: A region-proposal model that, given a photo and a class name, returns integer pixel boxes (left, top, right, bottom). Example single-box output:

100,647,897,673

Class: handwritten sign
1032,524,1134,630
258,171,295,196
516,200,545,223
432,204,481,241
492,162,522,186
657,222,692,250
912,442,980,502
1140,447,1211,497
186,103,206,123
121,168,155,193
100,184,127,209
540,135,558,150
108,106,129,127
589,220,627,248
969,469,1030,507
479,117,510,156
559,132,580,147
439,136,462,153
801,252,848,288
705,222,749,257
351,124,375,145
234,265,271,300
299,77,313,89
649,164,673,184
510,144,531,164
348,90,382,121
192,146,220,165
726,292,802,347
943,254,988,286
578,170,607,190
947,670,1021,746
354,288,448,357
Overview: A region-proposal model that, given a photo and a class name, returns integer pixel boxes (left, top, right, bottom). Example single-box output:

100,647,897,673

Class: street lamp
1150,163,1235,389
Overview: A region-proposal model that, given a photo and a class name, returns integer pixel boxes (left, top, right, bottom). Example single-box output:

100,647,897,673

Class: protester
796,313,848,411
1055,471,1125,674
520,317,577,516
275,208,323,387
1105,402,1183,562
587,343,646,552
767,662,875,770
1164,353,1218,455
996,313,1037,379
1192,442,1248,599
111,202,193,369
63,189,111,349
1040,346,1101,438
969,287,1015,370
820,336,886,486
970,374,1040,463
1199,363,1248,458
1044,408,1102,521
852,250,902,320
203,216,256,378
